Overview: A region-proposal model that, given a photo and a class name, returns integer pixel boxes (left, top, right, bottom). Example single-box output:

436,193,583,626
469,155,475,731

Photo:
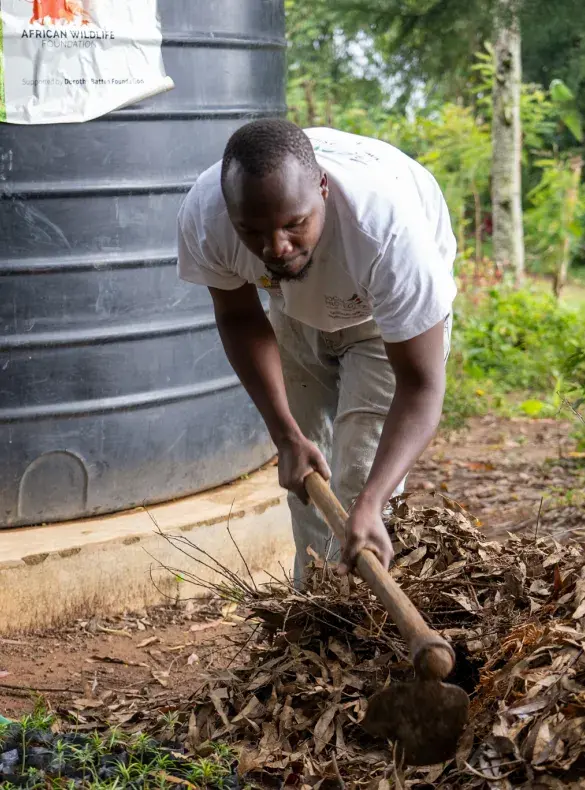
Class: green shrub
453,287,585,391
442,285,585,427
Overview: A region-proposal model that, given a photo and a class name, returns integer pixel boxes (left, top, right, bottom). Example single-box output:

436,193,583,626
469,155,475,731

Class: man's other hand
338,501,393,575
277,434,330,504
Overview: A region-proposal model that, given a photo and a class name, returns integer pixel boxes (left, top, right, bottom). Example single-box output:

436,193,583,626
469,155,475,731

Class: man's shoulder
305,127,440,204
307,128,444,247
304,127,418,171
326,161,421,252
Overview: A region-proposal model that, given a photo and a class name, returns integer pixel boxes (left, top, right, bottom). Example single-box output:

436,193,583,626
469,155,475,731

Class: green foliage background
286,0,585,430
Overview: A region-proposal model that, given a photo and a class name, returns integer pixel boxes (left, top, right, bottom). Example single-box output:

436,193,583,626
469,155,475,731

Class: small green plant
0,706,238,789
71,743,100,784
0,720,10,743
30,697,55,728
159,710,180,733
211,741,235,761
128,730,153,756
104,725,125,751
88,729,108,757
188,754,233,786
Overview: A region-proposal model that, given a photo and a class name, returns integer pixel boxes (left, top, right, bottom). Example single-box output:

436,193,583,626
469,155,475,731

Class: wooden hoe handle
305,471,454,681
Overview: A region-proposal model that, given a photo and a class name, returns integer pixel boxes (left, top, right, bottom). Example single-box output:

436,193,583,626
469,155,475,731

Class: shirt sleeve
177,189,247,291
368,214,457,344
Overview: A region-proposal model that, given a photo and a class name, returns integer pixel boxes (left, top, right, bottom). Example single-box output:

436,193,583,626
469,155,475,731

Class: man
177,119,457,582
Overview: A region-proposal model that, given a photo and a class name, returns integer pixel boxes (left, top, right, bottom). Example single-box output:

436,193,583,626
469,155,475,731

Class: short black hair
220,118,320,196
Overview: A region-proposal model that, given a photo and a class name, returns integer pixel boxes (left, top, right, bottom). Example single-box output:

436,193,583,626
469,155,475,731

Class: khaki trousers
270,308,452,582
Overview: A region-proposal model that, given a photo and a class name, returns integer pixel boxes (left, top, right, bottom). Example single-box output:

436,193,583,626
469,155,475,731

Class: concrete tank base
0,464,293,636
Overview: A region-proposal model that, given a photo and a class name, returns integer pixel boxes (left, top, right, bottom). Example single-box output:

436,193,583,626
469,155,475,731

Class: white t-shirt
177,127,457,343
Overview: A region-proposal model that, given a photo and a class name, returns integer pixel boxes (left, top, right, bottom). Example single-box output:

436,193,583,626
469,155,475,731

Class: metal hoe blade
362,680,470,766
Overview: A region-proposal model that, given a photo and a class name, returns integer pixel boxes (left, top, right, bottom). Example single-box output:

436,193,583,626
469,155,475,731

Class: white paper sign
0,0,174,124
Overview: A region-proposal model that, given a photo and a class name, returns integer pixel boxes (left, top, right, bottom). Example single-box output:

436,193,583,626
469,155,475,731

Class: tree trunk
473,184,482,267
303,81,316,127
457,202,466,264
554,155,583,298
491,0,524,286
325,97,333,127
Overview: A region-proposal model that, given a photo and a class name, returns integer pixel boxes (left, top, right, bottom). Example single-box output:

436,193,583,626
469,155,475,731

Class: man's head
220,119,329,282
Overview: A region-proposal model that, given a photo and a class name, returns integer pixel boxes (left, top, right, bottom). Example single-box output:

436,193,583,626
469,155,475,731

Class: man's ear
320,171,329,200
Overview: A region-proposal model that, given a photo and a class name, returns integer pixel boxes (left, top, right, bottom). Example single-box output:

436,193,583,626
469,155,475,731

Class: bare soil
408,415,585,541
1,415,583,721
0,601,244,720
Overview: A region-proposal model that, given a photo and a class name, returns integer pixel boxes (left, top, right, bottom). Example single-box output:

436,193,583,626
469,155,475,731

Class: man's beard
266,256,314,283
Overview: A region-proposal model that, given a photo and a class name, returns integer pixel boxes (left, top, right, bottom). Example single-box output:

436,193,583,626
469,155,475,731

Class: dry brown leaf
154,772,197,789
247,671,273,692
190,619,223,633
532,720,564,765
151,669,170,688
396,546,427,567
236,747,265,776
259,721,279,751
221,601,239,619
456,724,475,769
426,763,446,783
137,636,161,649
328,637,355,665
366,780,390,790
163,642,194,653
232,695,265,723
89,655,149,669
445,591,479,613
97,625,133,639
185,709,199,752
313,704,338,756
72,698,103,710
209,689,231,729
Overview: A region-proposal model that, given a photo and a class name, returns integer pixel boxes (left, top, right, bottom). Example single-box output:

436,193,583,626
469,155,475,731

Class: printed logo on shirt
257,274,283,296
324,293,371,321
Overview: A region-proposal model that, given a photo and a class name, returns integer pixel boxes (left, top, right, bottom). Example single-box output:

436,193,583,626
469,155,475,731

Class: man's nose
263,231,293,260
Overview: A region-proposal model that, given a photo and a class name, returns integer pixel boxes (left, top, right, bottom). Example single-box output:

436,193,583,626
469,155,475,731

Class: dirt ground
409,414,585,541
1,415,583,720
0,599,246,720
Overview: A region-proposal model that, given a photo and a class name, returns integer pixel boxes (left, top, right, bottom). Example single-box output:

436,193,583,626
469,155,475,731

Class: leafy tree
525,156,584,294
317,0,585,117
286,0,585,285
285,0,387,126
524,81,584,296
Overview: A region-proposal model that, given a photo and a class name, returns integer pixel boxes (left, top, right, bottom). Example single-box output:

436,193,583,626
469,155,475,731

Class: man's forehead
224,156,316,204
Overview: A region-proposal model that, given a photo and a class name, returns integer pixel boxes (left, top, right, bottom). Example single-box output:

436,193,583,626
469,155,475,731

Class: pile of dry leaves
152,499,584,789
75,500,585,789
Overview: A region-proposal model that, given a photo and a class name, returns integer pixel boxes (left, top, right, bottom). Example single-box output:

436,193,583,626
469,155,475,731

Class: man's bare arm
339,319,446,572
209,284,330,500
360,319,446,510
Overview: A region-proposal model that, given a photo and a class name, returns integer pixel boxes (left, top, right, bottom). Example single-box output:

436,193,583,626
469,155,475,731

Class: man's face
224,155,328,282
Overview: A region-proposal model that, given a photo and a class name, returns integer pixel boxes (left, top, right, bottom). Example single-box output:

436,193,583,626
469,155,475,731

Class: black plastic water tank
0,0,285,527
